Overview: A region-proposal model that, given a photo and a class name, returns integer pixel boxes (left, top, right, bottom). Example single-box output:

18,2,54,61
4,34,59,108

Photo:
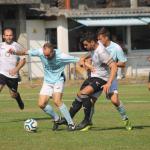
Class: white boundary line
0,98,150,103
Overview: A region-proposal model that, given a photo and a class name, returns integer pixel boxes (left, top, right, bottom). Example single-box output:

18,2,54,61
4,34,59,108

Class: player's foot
123,119,132,131
57,117,67,125
52,119,60,131
76,119,92,131
15,98,24,110
67,124,76,131
89,120,93,126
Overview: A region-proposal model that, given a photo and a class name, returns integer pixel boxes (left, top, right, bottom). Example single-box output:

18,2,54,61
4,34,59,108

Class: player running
95,27,132,130
0,28,25,110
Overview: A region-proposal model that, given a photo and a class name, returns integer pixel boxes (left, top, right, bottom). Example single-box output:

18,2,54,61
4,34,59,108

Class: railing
21,55,150,84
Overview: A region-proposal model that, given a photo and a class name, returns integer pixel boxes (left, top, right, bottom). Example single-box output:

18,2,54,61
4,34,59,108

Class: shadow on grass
0,117,51,123
91,125,150,131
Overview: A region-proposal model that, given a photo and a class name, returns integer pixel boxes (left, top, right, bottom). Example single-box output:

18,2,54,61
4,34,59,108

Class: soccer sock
82,97,92,121
69,96,82,118
89,105,95,122
116,102,128,120
43,104,59,121
59,103,74,125
15,92,22,102
89,98,96,122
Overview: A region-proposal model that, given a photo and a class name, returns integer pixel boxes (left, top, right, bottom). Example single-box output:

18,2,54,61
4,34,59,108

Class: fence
21,55,150,83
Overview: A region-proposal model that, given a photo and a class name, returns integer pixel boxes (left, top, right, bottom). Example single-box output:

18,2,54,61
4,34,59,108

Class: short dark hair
43,43,53,49
97,27,110,39
3,28,14,35
81,33,97,43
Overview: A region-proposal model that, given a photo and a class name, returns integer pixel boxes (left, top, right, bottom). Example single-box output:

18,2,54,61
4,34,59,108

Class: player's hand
102,82,111,94
79,58,85,68
9,68,18,76
90,66,96,73
7,48,16,54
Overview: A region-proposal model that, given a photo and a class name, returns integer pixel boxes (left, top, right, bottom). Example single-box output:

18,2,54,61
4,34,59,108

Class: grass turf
0,82,150,150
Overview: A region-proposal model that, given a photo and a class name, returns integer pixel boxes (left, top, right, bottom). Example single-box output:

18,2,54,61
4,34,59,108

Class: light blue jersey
106,41,127,62
28,48,79,84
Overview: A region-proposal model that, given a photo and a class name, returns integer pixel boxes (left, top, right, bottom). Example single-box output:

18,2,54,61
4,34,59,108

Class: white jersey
0,42,25,78
90,42,112,81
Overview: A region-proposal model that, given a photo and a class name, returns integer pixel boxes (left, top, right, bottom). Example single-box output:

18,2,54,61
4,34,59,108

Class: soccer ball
24,119,37,132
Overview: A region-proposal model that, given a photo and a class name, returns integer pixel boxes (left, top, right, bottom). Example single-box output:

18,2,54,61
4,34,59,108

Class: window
131,26,150,50
45,28,57,48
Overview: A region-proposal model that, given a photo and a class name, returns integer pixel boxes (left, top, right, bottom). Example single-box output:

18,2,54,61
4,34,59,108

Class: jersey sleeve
116,47,127,62
58,53,80,64
28,48,42,57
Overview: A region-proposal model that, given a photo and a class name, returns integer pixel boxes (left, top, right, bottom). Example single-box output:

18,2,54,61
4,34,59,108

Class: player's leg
57,79,89,126
53,81,75,131
0,84,4,92
7,77,24,110
148,72,150,91
39,82,60,130
69,79,89,119
109,79,132,130
77,78,106,131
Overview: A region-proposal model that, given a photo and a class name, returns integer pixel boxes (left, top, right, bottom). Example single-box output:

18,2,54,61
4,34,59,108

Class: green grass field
0,82,150,150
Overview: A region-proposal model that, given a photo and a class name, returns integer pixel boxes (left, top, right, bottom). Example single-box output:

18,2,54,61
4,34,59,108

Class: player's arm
117,61,126,68
116,48,127,68
100,50,117,94
84,60,95,72
9,58,26,76
80,52,91,67
102,60,117,94
8,48,28,55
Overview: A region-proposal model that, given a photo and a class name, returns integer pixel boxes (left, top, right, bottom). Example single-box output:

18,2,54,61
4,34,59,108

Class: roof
0,0,41,5
43,7,150,18
76,17,150,26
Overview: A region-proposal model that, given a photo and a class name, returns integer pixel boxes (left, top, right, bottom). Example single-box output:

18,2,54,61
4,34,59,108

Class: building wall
26,18,69,79
26,20,45,78
24,19,150,80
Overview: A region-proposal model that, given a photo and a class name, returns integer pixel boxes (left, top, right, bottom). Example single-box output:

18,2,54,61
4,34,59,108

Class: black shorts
80,77,107,93
0,74,18,92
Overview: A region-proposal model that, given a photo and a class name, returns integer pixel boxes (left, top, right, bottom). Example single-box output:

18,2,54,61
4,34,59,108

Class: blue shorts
92,79,118,100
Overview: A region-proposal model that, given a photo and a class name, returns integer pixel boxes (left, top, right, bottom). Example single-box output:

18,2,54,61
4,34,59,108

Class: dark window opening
45,28,57,48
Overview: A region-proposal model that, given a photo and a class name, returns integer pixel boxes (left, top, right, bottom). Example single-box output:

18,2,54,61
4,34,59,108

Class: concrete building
0,0,150,79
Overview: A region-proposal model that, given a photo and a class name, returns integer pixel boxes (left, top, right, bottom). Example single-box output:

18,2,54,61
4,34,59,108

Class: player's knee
111,98,120,107
38,102,46,109
54,99,62,107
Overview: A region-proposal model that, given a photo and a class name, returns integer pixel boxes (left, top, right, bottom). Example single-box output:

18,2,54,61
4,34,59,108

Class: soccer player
8,43,92,131
0,28,25,110
58,34,117,131
96,27,132,130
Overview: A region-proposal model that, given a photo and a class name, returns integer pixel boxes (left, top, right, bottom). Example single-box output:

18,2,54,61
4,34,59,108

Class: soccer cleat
52,120,60,131
15,98,24,110
76,119,92,131
67,124,76,131
80,125,91,131
57,117,67,125
123,119,133,131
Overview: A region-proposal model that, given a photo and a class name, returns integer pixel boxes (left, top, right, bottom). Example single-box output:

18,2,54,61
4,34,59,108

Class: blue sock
116,102,128,120
43,104,59,121
59,103,74,125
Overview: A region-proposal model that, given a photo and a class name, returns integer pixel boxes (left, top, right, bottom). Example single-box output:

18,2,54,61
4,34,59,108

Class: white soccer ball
24,119,38,132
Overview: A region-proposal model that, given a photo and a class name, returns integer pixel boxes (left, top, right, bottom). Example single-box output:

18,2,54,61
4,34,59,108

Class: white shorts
92,79,118,99
40,81,64,97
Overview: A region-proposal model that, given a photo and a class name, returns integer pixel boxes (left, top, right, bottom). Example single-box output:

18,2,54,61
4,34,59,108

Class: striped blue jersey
28,48,79,84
